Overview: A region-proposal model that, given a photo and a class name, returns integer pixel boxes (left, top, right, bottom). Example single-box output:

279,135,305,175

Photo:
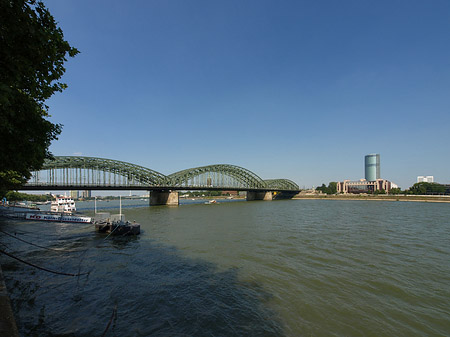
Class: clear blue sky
42,0,450,189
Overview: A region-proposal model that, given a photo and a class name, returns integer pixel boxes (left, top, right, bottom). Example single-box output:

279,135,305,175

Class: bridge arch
33,156,168,187
264,179,300,191
168,164,267,189
26,156,299,193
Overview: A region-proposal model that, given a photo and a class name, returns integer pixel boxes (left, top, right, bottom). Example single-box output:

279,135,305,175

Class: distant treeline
4,191,51,202
399,182,450,195
3,190,229,202
182,191,224,197
316,182,450,195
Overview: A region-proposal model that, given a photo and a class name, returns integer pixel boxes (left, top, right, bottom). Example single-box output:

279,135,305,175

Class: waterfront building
417,176,434,183
70,190,79,199
336,153,395,194
336,179,392,194
365,154,380,181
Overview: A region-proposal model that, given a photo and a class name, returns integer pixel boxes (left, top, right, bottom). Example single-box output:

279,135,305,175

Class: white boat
26,213,92,223
51,196,76,213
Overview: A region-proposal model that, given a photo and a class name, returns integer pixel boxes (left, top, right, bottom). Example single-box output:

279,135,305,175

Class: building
336,179,392,194
417,176,434,183
70,190,79,199
221,190,239,196
365,154,380,181
336,153,395,194
81,190,92,198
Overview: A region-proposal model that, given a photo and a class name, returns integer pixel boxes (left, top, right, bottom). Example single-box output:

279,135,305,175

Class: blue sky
42,0,450,189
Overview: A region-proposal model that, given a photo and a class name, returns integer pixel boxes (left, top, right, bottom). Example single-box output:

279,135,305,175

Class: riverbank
0,265,19,337
293,194,450,203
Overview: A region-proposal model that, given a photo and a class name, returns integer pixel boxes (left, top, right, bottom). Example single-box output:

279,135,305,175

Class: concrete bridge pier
150,190,179,206
272,191,297,200
246,191,273,201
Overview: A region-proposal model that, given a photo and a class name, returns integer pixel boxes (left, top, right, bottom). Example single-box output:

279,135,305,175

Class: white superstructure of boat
50,196,76,213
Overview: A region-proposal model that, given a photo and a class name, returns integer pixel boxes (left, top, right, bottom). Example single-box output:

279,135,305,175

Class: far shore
293,194,450,203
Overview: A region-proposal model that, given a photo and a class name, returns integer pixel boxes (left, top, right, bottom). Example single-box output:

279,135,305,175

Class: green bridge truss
168,164,267,189
26,156,300,192
263,179,300,191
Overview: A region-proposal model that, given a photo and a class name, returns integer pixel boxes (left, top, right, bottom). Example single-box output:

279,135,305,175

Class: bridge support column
150,191,179,206
272,191,297,200
246,191,273,201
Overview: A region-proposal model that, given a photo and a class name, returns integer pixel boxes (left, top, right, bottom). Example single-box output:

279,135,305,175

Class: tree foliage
0,0,78,197
316,182,337,194
408,182,447,195
4,191,50,202
389,188,403,195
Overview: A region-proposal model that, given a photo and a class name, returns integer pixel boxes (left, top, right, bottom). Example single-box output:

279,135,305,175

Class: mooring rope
0,229,63,252
101,304,118,337
0,248,90,277
102,224,120,241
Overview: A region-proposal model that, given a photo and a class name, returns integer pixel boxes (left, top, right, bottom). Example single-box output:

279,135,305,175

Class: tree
408,182,446,195
389,188,402,195
328,182,337,194
5,191,50,202
0,0,78,197
316,182,337,194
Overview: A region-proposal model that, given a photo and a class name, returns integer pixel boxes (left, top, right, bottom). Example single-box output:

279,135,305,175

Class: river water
1,199,449,336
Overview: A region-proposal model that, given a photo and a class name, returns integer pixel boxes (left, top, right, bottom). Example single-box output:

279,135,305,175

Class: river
1,199,449,336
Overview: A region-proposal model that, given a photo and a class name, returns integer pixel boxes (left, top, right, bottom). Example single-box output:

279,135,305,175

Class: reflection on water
1,199,450,336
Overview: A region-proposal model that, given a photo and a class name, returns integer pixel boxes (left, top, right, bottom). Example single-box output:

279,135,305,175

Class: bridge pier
150,190,179,206
246,191,273,201
272,191,297,200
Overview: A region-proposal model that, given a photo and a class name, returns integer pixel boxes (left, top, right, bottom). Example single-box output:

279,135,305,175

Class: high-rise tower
365,154,380,181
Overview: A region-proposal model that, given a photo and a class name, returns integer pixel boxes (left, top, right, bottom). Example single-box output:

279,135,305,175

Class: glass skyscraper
365,154,380,181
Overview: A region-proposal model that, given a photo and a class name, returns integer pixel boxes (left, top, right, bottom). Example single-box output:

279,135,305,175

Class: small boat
204,199,217,204
94,217,140,235
94,196,140,235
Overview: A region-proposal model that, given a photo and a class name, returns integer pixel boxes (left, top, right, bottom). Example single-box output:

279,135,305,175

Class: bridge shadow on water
1,225,286,337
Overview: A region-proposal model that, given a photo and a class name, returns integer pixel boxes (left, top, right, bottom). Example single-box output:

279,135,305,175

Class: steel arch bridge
24,156,300,192
168,164,267,190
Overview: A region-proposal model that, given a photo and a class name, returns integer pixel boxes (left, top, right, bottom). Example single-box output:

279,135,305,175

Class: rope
103,224,120,241
101,304,118,337
0,248,89,277
0,229,63,252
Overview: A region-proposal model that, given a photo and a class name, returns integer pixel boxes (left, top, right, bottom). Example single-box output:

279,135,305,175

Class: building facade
336,179,392,194
81,190,92,198
335,153,396,194
417,176,434,183
365,154,380,181
70,190,79,199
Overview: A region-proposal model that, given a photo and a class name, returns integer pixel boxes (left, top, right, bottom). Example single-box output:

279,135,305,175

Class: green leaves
316,182,337,194
408,182,447,195
0,1,77,197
